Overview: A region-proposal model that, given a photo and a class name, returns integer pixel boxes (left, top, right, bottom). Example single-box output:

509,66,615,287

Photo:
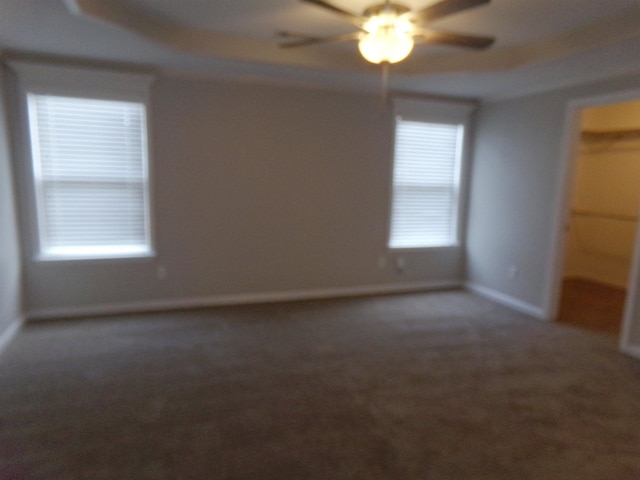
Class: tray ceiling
1,0,640,99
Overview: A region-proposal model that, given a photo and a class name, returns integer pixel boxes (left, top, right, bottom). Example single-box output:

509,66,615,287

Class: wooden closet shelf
571,209,638,223
581,129,640,143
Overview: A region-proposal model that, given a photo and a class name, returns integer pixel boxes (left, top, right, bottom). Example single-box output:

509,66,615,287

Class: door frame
546,87,640,357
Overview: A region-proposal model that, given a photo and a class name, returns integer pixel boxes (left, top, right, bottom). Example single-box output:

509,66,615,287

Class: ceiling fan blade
300,0,362,24
415,0,490,24
415,30,495,49
277,30,359,48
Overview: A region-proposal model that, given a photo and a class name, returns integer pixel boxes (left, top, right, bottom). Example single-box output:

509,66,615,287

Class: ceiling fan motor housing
362,3,412,18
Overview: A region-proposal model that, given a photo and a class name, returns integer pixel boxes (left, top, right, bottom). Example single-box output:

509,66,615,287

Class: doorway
557,99,640,337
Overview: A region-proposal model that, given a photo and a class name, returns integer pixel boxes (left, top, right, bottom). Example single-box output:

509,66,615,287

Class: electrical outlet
396,257,406,273
156,265,167,280
508,265,518,279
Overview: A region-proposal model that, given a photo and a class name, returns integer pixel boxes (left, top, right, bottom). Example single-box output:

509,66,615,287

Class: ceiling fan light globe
358,29,414,64
358,14,414,64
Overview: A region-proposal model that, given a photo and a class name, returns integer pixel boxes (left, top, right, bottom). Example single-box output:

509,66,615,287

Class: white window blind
389,119,463,248
28,94,151,259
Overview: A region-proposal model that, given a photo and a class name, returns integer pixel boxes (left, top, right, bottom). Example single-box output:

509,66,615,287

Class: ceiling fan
277,0,495,64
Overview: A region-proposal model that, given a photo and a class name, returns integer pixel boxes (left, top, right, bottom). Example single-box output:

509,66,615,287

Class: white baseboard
465,283,546,320
619,343,640,360
27,281,463,321
0,318,23,356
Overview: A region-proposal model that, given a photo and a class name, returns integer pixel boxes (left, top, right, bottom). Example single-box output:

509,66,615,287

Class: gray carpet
1,290,640,479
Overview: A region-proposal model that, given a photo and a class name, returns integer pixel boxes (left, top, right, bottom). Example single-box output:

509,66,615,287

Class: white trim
466,282,546,320
0,318,23,356
8,60,155,101
543,102,581,321
26,281,462,321
620,344,640,361
393,96,477,123
620,205,640,353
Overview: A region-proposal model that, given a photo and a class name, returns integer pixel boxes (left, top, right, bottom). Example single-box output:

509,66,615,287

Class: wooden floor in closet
557,278,626,336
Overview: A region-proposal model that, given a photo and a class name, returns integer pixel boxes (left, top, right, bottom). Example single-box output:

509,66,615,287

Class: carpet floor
1,290,640,479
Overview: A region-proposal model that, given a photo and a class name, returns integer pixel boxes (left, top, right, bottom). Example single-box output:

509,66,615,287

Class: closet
559,100,640,335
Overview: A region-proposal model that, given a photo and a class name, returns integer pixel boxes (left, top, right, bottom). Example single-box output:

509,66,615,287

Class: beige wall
466,72,640,316
13,74,465,317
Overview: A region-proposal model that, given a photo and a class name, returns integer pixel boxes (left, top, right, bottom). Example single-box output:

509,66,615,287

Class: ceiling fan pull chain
381,61,390,104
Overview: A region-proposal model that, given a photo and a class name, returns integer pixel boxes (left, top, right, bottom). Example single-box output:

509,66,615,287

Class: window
389,116,465,249
27,95,151,259
13,62,155,261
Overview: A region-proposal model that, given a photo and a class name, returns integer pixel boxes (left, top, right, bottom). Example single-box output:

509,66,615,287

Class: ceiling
1,0,640,100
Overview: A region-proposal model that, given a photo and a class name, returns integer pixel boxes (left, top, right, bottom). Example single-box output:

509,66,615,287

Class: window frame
387,97,475,251
11,61,156,262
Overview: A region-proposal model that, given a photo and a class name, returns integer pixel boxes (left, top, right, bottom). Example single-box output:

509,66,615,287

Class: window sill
388,243,461,252
34,251,156,265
